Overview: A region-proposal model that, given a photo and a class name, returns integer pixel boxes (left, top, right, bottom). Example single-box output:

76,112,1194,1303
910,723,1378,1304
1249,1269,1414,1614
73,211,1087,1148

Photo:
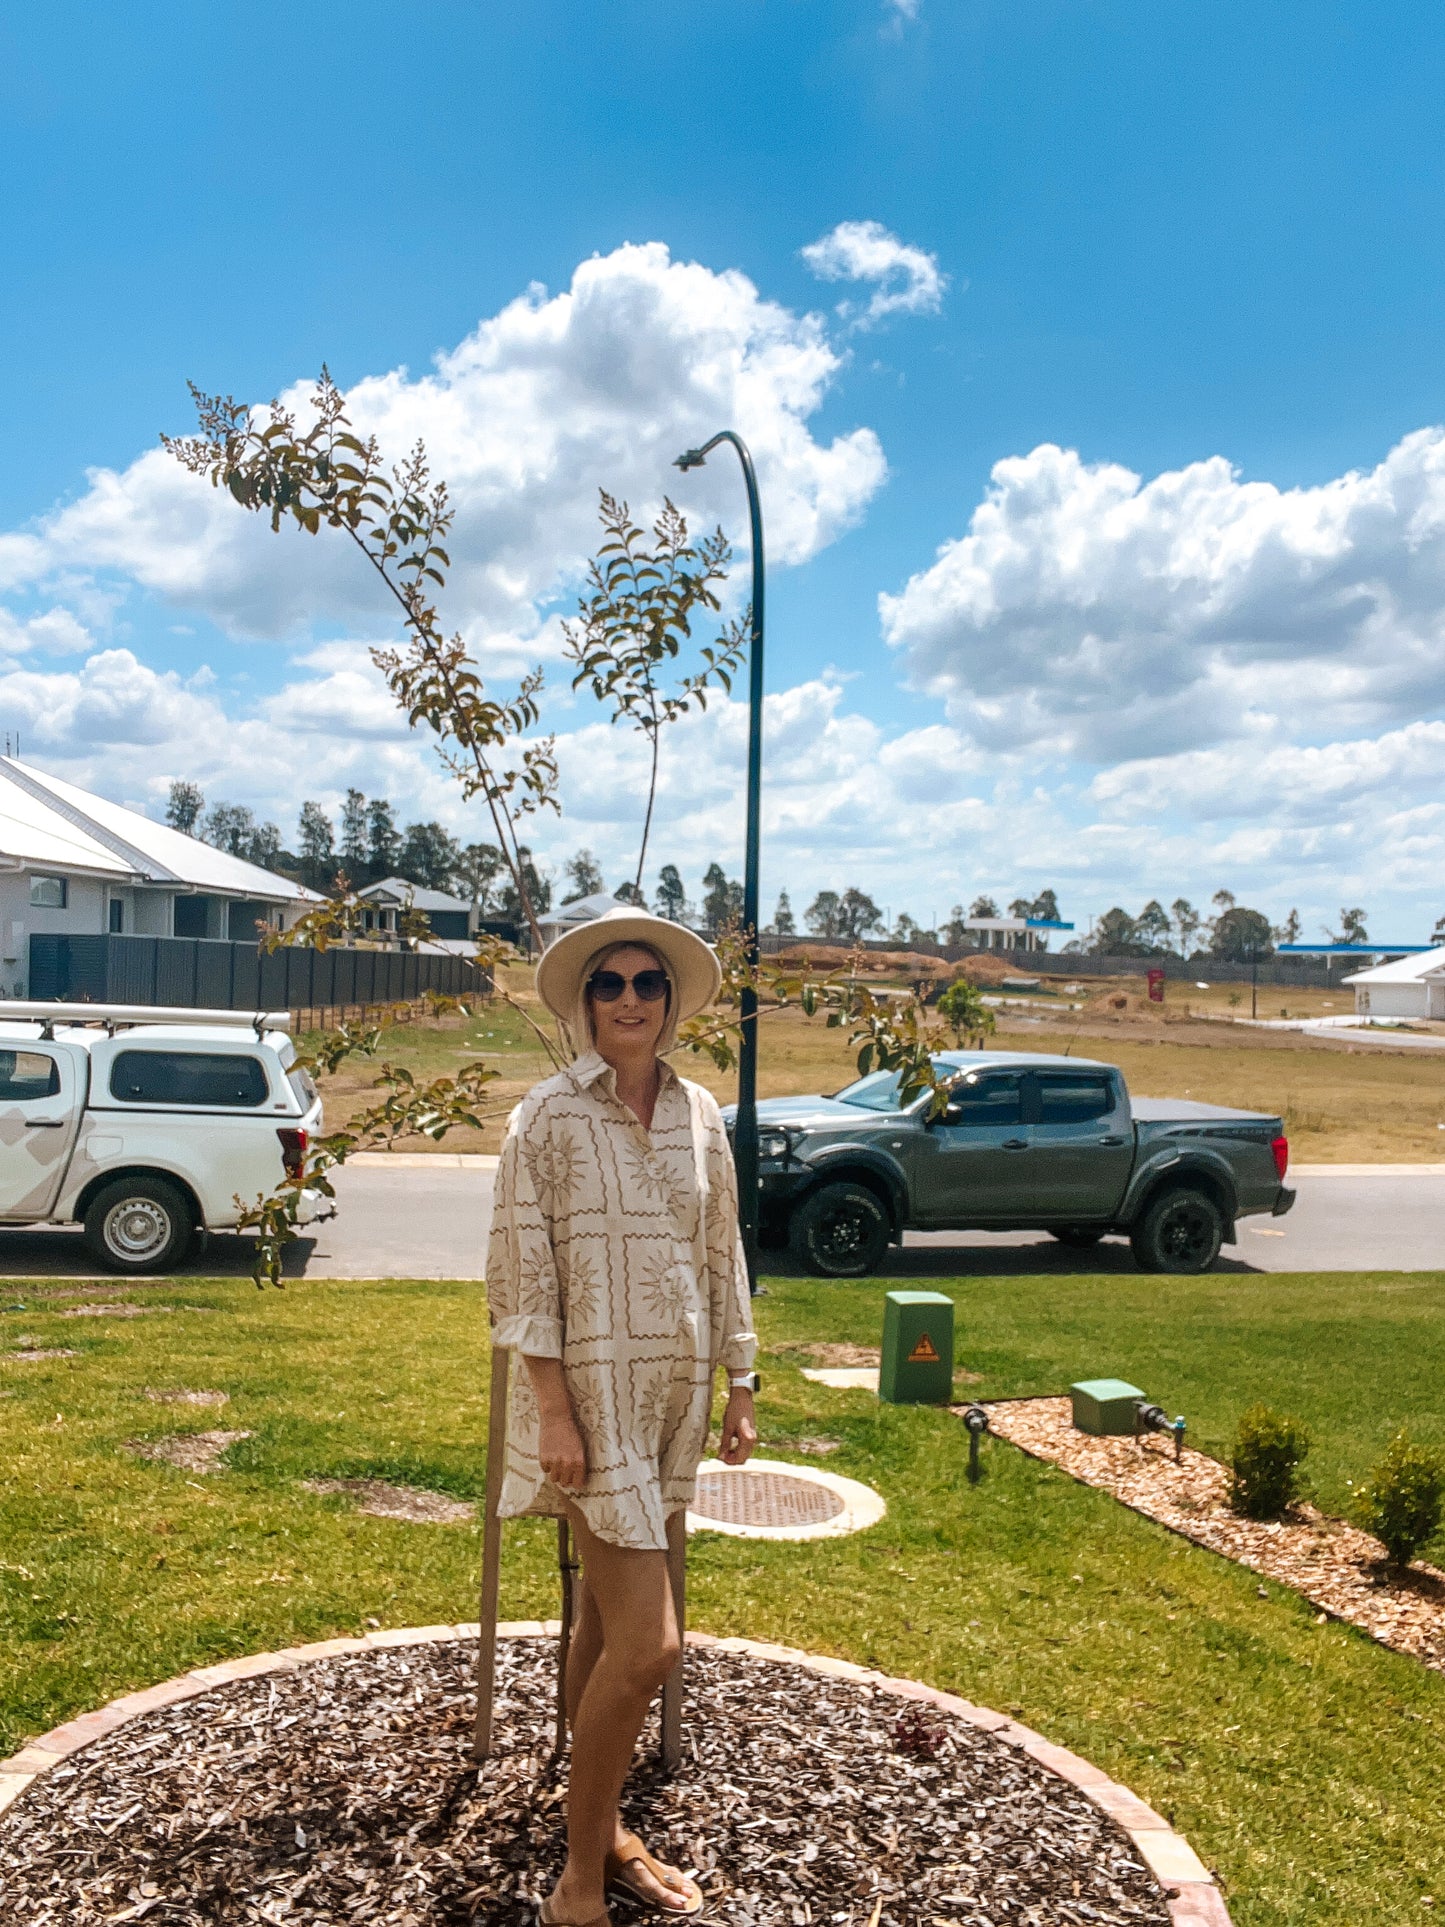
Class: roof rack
0,1001,292,1041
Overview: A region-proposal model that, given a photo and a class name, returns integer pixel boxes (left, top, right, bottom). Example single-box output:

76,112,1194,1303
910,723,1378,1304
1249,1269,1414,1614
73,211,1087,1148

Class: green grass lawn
2,1269,1444,1924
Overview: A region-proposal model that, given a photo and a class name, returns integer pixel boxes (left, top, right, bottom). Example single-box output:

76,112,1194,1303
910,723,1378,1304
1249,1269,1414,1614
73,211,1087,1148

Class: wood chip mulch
0,1638,1171,1926
977,1397,1445,1671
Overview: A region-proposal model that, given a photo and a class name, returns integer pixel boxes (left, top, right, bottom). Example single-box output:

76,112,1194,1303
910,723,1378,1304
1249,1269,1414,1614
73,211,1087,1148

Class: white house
535,891,634,949
1342,948,1445,1020
0,758,316,998
959,916,1072,953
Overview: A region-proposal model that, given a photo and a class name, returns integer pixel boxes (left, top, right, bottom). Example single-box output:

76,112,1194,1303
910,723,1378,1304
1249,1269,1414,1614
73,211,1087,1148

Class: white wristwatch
728,1371,761,1394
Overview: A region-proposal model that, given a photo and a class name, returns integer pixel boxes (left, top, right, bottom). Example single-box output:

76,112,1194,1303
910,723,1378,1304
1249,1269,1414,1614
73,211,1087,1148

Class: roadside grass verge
2,1269,1443,1924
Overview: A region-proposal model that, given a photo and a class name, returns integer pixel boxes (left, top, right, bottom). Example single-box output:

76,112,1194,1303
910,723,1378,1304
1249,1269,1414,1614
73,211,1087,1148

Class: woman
486,906,759,1926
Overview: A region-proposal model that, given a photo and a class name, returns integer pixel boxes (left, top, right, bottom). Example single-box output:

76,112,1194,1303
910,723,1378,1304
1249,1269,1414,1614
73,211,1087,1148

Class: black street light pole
675,431,764,1290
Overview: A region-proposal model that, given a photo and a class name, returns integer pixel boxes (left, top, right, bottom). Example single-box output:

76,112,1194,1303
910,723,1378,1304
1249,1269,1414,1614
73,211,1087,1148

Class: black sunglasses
587,967,671,1004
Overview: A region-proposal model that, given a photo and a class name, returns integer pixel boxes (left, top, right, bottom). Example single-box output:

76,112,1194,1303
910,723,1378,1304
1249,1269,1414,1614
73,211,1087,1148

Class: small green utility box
1070,1378,1145,1436
880,1290,954,1404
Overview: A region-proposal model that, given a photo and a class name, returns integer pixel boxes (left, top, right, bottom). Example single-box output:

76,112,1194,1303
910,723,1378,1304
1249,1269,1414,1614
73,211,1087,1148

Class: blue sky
4,1,1445,936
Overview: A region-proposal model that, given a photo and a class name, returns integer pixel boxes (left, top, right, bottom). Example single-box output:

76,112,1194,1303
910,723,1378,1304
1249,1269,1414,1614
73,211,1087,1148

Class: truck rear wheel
84,1176,194,1275
790,1181,891,1278
1129,1186,1223,1274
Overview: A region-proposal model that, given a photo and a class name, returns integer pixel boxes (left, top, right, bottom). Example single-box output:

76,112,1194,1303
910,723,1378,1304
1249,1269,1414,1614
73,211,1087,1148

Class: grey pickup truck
730,1050,1294,1277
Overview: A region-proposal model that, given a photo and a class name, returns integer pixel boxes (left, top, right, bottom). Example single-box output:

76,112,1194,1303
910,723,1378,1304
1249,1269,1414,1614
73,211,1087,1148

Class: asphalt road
1,1156,1441,1279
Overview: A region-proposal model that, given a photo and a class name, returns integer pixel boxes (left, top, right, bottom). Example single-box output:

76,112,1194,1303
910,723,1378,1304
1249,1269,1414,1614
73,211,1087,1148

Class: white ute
0,1002,324,1273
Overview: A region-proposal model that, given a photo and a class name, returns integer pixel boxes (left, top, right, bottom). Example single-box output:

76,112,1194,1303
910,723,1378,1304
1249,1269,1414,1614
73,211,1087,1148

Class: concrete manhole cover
685,1457,886,1541
693,1467,845,1529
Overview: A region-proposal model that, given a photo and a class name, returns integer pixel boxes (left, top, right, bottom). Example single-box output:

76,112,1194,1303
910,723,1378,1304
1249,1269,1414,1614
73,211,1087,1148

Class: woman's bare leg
547,1506,683,1920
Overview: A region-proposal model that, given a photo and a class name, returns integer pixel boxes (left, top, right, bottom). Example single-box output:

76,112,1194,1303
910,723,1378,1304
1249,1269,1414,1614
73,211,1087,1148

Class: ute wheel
83,1176,194,1275
1050,1227,1106,1249
790,1181,891,1279
1129,1187,1223,1275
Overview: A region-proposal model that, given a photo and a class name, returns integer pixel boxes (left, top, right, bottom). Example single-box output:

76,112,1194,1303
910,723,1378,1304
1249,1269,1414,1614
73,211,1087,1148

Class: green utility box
880,1290,954,1404
1070,1378,1145,1436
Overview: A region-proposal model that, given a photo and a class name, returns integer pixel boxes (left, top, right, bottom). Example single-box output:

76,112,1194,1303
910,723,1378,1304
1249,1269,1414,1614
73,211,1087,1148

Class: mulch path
978,1397,1445,1672
0,1638,1172,1926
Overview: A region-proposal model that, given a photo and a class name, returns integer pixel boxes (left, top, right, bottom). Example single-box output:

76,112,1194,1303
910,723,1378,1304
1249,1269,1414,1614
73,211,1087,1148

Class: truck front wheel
790,1181,891,1278
84,1177,194,1275
1129,1187,1223,1274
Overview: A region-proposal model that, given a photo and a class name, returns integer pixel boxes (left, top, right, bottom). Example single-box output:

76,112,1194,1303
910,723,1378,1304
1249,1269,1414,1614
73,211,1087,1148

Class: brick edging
0,1623,1229,1926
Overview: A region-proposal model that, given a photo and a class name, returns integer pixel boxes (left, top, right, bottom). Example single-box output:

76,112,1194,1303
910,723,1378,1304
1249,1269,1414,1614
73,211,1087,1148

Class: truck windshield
835,1070,905,1111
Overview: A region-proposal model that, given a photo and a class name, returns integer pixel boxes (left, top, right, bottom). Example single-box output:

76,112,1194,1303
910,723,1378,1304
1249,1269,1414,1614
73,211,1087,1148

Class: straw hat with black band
535,906,723,1056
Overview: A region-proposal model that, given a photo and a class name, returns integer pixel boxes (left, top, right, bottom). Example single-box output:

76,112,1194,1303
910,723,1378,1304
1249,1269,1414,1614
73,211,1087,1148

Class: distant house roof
0,760,316,902
537,892,630,937
359,877,473,914
1342,947,1445,985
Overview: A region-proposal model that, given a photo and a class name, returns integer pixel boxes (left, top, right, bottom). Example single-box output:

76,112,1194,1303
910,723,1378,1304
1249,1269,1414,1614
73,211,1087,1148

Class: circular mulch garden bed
0,1637,1178,1927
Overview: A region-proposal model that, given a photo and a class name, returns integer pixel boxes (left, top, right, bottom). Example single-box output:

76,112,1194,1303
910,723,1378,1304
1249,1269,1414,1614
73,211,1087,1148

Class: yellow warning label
907,1332,940,1364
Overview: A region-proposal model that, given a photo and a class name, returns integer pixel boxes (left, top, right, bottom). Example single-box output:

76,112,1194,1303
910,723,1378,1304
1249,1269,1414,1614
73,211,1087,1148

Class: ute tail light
1271,1134,1289,1180
277,1127,308,1180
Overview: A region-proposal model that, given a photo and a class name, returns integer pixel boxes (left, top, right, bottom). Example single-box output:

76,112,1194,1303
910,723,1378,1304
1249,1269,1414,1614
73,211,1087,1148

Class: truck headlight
760,1130,792,1164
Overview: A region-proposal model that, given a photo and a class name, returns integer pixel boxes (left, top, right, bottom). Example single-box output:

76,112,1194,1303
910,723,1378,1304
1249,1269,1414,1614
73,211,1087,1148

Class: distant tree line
158,790,1392,957
1077,891,1372,963
165,780,549,917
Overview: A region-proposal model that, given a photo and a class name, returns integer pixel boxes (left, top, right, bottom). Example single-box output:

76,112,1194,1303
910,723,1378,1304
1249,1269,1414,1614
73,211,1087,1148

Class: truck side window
944,1073,1023,1126
109,1051,269,1108
1035,1075,1113,1124
0,1051,60,1102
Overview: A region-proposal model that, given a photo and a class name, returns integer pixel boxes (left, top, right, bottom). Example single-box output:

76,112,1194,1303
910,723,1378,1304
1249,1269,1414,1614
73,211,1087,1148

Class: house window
29,876,67,909
108,899,125,933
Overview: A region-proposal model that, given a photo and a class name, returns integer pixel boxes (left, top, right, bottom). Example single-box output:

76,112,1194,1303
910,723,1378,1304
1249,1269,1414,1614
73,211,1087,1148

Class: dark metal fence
27,934,482,1011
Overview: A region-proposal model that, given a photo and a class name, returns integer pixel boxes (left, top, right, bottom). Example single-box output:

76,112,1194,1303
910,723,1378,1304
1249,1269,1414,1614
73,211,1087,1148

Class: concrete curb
0,1622,1230,1925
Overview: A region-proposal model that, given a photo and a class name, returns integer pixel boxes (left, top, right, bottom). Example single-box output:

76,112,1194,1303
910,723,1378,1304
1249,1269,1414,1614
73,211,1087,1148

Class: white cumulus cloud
880,431,1445,763
802,221,946,329
6,243,886,654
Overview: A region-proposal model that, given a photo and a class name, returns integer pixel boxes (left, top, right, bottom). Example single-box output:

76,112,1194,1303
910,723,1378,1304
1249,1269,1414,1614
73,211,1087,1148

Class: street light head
674,447,707,471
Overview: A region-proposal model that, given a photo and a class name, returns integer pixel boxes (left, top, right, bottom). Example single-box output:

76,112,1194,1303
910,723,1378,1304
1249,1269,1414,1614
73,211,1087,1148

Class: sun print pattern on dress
486,1049,756,1551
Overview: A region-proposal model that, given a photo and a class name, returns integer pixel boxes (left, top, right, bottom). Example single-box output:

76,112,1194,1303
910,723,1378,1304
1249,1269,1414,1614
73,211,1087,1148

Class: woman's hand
523,1357,587,1490
538,1407,588,1490
718,1390,758,1467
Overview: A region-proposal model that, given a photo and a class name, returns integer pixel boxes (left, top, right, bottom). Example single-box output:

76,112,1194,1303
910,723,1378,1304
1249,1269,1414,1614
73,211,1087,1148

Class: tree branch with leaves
564,492,746,890
164,370,557,950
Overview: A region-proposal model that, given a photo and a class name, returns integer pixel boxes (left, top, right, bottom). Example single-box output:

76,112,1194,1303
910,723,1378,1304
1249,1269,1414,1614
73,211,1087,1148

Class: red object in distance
1271,1134,1289,1180
1146,968,1165,1004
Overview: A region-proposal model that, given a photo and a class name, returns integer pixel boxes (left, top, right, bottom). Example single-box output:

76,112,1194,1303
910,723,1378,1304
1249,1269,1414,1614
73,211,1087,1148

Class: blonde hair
571,940,679,1057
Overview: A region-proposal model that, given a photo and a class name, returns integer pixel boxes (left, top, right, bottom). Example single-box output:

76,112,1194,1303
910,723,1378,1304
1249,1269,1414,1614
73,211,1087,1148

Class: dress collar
569,1049,678,1101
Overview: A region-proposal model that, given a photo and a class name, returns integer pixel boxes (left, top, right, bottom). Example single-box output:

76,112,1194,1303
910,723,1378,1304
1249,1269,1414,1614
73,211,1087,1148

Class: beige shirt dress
485,1049,757,1551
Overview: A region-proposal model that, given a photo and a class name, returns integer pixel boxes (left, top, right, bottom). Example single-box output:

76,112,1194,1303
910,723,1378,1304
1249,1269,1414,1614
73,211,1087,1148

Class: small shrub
1228,1404,1311,1519
1358,1429,1445,1567
936,978,997,1048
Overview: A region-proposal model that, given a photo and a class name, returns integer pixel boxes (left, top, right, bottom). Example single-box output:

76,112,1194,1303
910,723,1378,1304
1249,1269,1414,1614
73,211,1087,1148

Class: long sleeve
701,1096,757,1374
485,1102,564,1357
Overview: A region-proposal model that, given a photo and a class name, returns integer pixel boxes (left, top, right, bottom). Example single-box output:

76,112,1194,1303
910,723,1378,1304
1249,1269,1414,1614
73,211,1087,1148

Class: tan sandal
605,1831,704,1916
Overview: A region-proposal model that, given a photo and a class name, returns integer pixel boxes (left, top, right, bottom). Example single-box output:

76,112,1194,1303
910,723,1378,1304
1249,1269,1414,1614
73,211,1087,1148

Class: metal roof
359,877,473,913
1340,947,1445,985
0,760,315,901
